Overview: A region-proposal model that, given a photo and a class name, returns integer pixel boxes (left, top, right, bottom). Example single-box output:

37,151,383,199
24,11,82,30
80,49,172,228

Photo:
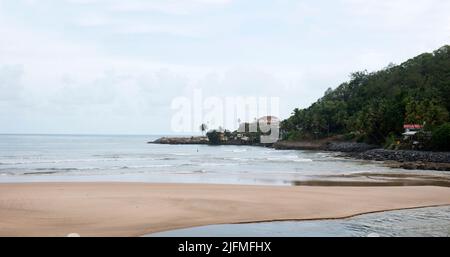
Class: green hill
281,45,450,149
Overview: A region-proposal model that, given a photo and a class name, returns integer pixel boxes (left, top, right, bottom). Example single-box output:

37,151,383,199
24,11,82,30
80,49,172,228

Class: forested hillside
281,45,450,149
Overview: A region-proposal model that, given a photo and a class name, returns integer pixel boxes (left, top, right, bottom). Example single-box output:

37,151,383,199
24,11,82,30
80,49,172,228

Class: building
257,116,280,125
237,116,280,133
402,124,423,139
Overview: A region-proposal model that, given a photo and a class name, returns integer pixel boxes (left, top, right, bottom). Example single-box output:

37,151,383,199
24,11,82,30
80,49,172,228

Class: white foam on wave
266,156,313,162
171,153,190,156
199,162,238,167
120,164,174,169
294,158,313,162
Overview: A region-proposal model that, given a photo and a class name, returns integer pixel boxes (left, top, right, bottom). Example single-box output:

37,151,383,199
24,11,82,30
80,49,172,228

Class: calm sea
0,134,426,184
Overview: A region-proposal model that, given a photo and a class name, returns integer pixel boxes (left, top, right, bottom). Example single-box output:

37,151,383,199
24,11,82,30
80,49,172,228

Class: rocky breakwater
325,142,379,152
150,136,209,145
273,140,378,152
272,140,325,150
357,149,450,171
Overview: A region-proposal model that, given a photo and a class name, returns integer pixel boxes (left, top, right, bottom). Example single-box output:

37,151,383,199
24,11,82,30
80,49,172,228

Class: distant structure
257,116,280,125
206,116,281,145
238,116,280,132
402,124,424,139
401,124,427,150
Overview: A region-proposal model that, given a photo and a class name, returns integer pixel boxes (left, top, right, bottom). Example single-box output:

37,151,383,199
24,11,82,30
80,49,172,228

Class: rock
150,136,209,145
272,141,324,150
272,141,378,152
325,142,379,152
357,149,450,164
387,161,450,171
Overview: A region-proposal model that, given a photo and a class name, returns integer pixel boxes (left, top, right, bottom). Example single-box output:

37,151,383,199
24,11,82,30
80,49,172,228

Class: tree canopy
281,45,450,145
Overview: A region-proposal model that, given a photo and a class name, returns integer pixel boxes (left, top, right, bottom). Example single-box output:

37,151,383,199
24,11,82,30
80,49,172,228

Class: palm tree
199,123,208,136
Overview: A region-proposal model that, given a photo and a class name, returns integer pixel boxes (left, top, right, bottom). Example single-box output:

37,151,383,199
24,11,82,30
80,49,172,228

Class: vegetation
431,123,450,151
206,130,221,145
204,119,276,145
281,45,450,149
206,128,261,145
199,123,208,136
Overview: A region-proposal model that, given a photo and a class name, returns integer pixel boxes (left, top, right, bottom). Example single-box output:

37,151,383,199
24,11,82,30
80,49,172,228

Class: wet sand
293,172,450,187
1,182,450,236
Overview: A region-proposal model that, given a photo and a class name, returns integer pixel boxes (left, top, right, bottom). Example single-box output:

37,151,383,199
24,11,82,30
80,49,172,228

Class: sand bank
1,183,450,236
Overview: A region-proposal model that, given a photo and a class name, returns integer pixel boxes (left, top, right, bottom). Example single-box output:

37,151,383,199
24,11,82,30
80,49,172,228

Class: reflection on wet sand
148,206,450,237
293,172,450,187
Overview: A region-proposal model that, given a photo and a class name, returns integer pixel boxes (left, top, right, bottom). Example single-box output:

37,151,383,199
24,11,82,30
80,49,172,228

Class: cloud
67,0,233,15
0,65,24,101
1,0,450,134
340,0,450,31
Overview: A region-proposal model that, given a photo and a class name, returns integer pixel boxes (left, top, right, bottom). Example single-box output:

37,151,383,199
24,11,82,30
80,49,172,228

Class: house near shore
218,131,227,142
402,124,425,149
402,124,424,139
257,116,280,125
237,116,281,133
206,116,281,145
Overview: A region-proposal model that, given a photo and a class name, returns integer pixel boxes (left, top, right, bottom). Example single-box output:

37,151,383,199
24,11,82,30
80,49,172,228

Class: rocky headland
150,136,209,145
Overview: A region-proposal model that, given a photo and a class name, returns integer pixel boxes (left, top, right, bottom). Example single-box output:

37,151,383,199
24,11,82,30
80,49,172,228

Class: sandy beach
0,183,449,236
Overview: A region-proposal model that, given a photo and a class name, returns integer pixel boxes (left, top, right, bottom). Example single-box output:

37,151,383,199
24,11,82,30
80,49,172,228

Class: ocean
0,134,436,184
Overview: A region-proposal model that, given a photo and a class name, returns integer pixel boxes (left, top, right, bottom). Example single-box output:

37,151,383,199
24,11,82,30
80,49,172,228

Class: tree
352,99,402,144
206,130,220,145
281,45,450,145
431,123,450,151
199,123,208,136
405,98,449,129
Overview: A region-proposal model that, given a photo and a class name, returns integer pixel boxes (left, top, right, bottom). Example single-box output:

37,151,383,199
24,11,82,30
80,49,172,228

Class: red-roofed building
402,124,423,138
403,124,423,130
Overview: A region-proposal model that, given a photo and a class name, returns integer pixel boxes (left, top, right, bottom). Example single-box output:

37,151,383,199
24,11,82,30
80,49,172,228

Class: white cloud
67,0,233,15
0,65,24,101
1,0,449,133
341,0,450,30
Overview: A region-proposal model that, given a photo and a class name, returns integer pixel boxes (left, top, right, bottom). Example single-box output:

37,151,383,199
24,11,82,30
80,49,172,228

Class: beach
1,182,450,237
2,135,450,237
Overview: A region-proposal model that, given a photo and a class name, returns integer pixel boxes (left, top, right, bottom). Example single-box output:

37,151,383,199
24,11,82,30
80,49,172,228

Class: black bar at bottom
1,237,448,256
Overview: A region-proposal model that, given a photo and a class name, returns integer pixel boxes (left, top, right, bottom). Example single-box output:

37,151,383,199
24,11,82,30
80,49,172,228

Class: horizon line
0,133,199,137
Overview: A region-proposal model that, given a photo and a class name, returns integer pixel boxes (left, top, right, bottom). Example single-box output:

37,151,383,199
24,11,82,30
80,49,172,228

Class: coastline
150,137,450,171
1,182,450,236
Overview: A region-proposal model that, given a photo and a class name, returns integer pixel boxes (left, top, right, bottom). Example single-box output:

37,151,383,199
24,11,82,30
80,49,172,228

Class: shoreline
1,182,450,236
147,205,450,237
151,137,450,171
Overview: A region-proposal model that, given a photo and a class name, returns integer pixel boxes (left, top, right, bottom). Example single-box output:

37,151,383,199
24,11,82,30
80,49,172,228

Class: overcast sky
1,0,449,134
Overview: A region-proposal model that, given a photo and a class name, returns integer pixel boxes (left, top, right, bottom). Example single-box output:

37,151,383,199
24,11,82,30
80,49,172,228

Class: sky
1,0,449,134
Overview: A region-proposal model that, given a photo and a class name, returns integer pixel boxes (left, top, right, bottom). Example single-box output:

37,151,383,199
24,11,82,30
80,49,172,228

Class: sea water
147,206,450,237
1,134,446,184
